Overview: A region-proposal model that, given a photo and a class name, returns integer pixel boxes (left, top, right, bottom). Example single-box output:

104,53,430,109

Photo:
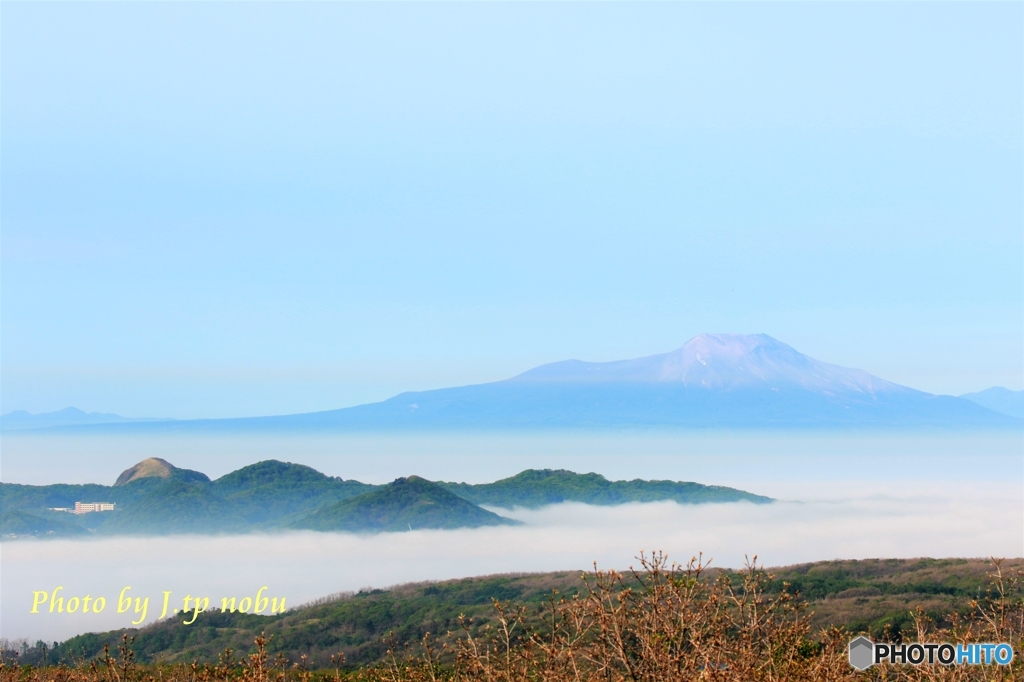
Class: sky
2,2,1022,419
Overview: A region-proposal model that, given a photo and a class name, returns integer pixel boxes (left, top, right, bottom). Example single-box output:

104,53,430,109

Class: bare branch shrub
10,555,1021,682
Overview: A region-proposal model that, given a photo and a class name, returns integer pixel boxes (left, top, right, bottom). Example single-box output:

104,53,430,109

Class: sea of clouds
3,478,1020,643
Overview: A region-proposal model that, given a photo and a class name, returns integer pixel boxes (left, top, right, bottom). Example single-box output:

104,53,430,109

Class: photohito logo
848,636,1014,670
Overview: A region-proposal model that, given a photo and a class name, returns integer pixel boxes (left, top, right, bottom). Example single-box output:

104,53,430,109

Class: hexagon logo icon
848,636,874,670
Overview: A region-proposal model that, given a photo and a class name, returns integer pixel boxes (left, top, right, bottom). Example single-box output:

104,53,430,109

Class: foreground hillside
40,557,1023,671
0,459,769,538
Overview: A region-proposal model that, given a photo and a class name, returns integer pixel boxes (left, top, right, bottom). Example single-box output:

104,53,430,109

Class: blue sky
2,2,1022,419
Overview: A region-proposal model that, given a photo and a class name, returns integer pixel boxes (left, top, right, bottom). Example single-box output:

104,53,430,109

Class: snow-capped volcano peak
515,333,909,396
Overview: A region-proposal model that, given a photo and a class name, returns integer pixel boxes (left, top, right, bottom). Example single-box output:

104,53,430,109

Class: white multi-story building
73,502,115,514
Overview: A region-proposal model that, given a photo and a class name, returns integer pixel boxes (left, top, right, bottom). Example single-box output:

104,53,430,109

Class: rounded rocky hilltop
114,458,209,486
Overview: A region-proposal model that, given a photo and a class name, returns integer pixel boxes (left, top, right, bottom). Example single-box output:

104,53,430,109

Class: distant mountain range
3,335,1020,431
959,386,1024,419
0,458,770,539
0,407,174,431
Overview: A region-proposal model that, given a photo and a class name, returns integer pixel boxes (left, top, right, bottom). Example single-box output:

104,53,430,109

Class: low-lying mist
3,480,1020,643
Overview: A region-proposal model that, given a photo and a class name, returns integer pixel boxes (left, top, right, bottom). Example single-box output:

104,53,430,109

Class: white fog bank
3,480,1020,643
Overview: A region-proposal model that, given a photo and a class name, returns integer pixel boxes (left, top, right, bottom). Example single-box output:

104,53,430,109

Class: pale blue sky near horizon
2,2,1022,419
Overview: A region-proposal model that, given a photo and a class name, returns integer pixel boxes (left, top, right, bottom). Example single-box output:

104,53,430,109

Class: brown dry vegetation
2,553,1020,682
773,558,1020,639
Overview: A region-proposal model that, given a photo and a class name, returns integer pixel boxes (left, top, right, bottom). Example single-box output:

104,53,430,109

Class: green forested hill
289,476,517,532
95,479,252,534
440,469,771,507
0,509,90,536
211,460,375,525
0,474,212,536
0,477,163,512
0,460,381,537
1,459,771,538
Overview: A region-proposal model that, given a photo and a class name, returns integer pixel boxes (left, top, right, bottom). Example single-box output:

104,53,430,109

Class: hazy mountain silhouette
0,407,174,431
10,335,1019,432
959,387,1024,419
